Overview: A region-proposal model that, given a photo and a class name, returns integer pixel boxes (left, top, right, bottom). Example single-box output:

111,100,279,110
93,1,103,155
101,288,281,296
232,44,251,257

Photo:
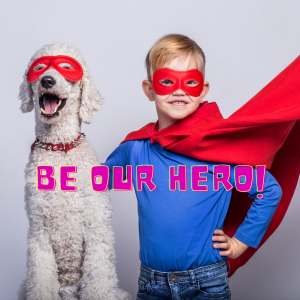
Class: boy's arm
213,166,283,259
101,140,135,190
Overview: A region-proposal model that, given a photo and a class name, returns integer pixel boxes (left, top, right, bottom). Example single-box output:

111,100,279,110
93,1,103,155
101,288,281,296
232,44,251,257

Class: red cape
121,56,300,277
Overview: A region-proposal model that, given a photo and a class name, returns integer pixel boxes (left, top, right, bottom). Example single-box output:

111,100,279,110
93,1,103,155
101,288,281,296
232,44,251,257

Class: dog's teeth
57,99,62,106
41,108,45,113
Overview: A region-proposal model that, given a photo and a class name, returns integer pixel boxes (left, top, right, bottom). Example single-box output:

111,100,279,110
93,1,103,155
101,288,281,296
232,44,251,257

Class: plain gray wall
1,0,300,299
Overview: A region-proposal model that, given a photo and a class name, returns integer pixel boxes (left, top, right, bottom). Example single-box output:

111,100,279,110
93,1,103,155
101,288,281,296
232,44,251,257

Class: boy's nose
172,89,186,96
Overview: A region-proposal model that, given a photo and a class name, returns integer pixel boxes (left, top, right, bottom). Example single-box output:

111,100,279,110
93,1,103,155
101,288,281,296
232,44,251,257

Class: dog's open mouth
39,93,66,118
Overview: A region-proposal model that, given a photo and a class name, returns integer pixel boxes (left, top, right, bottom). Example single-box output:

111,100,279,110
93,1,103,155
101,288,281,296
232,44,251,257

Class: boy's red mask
152,68,204,97
26,55,83,82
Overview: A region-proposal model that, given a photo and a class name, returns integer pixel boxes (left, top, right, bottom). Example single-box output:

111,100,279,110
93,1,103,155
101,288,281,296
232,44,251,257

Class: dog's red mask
26,55,83,83
151,68,204,97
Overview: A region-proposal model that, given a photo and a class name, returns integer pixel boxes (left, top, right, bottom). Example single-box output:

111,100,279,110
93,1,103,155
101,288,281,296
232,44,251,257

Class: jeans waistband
140,260,229,285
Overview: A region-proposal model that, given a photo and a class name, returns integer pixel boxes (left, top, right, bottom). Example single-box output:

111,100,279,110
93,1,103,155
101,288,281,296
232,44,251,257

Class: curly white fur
17,42,131,300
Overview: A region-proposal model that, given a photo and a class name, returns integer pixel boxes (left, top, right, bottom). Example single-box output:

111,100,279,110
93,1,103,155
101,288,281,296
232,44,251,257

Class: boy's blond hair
145,34,206,82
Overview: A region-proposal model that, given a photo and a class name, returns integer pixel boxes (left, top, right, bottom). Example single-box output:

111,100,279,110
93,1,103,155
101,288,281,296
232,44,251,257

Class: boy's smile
142,54,210,131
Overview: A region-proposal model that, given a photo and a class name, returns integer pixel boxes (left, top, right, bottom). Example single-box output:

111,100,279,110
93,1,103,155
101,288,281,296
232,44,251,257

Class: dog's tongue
44,95,58,114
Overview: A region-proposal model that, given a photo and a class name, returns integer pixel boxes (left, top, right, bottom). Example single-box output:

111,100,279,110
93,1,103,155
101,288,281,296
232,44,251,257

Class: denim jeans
137,259,231,300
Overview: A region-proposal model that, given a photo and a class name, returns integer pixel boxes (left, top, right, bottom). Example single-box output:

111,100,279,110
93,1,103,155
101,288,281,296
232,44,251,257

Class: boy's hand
212,229,249,259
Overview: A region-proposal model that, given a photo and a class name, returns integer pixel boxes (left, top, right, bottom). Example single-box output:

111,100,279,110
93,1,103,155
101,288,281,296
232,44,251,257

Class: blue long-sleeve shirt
102,139,282,272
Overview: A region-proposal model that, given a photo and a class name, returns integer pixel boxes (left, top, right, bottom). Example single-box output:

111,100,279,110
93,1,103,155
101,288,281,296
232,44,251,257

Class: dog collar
31,133,85,154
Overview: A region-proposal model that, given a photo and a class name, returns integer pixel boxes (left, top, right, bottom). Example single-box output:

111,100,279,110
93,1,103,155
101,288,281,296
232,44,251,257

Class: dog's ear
79,73,103,124
19,77,34,113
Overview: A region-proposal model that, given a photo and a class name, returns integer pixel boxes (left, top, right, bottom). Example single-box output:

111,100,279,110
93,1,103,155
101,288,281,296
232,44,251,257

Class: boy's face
142,54,210,130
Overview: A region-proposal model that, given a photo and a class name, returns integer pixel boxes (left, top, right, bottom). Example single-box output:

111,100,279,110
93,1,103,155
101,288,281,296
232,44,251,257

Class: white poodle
17,42,131,300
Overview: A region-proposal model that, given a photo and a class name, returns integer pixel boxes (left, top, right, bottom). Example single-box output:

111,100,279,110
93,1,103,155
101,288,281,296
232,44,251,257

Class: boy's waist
140,259,229,284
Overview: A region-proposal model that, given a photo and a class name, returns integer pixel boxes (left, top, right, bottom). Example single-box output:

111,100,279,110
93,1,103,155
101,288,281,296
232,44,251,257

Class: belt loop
226,259,231,273
150,270,155,286
189,269,196,286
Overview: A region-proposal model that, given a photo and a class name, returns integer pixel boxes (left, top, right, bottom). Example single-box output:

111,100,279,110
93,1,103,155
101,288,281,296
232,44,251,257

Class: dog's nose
41,76,56,89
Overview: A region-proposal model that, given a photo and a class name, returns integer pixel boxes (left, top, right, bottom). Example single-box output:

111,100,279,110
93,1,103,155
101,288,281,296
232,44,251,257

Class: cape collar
122,101,223,147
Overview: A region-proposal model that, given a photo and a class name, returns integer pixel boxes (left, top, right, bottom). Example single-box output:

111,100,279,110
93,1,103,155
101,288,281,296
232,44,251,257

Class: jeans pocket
198,271,231,299
137,276,150,298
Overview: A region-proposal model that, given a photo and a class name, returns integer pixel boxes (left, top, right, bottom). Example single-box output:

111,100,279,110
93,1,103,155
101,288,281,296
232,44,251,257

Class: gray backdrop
1,0,300,299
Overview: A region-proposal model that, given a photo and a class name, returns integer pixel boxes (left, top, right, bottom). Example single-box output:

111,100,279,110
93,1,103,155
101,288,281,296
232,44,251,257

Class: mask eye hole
59,63,74,69
159,79,174,86
186,80,199,87
33,64,46,71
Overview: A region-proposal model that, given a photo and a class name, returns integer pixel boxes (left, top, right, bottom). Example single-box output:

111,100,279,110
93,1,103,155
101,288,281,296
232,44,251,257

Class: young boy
102,34,282,300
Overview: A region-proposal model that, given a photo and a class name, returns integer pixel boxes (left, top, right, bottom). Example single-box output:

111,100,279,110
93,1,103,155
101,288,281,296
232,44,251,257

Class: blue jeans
137,260,231,300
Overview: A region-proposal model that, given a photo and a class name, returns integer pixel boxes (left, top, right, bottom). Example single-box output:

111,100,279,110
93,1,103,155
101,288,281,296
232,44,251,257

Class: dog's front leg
24,222,61,300
78,192,131,300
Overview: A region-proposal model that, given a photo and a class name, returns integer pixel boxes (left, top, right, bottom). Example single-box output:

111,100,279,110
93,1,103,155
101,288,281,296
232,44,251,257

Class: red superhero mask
26,55,83,82
152,68,204,97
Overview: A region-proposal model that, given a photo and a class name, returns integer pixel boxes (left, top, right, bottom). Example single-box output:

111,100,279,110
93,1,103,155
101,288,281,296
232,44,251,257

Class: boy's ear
142,80,155,101
199,81,210,102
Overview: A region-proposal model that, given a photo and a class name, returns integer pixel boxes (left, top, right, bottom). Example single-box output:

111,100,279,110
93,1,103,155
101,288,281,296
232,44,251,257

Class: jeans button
170,274,177,282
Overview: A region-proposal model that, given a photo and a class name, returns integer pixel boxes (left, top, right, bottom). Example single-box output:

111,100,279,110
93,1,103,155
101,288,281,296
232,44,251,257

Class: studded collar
31,133,85,154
